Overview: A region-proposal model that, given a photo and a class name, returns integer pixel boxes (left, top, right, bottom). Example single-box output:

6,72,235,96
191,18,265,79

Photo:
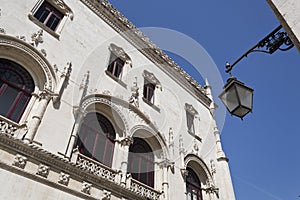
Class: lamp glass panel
233,106,250,118
220,86,239,112
236,85,253,109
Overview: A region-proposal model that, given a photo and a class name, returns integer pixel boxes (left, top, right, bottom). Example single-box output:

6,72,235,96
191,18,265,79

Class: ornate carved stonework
102,190,111,200
50,0,74,20
143,70,161,86
128,78,139,107
36,164,50,178
0,120,17,136
109,43,131,61
0,34,56,91
81,182,92,195
58,172,70,186
31,29,43,47
12,154,27,169
0,28,6,34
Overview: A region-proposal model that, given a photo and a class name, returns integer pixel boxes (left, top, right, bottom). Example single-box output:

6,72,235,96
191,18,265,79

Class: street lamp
219,25,294,119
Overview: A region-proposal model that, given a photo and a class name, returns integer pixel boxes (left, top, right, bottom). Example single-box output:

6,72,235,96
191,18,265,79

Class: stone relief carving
31,29,43,47
0,28,5,34
109,43,131,61
143,70,161,87
128,77,139,107
81,182,92,194
0,120,17,136
51,0,74,20
12,154,27,169
102,190,111,200
58,172,70,186
193,138,199,155
36,164,50,178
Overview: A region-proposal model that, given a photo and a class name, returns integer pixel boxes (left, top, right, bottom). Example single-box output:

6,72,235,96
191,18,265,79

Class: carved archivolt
0,34,57,92
184,154,214,185
80,95,130,133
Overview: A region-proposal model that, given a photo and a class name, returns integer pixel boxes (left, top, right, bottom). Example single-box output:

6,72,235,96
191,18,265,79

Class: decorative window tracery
0,58,34,122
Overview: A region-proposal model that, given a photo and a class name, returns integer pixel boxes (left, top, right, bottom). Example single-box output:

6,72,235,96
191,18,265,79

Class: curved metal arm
226,25,294,73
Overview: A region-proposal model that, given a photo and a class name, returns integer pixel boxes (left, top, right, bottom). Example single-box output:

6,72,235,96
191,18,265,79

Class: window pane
0,85,19,118
34,9,50,23
10,93,30,122
46,14,60,31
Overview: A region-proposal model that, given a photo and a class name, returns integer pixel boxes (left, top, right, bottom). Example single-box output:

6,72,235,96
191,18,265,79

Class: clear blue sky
109,1,300,199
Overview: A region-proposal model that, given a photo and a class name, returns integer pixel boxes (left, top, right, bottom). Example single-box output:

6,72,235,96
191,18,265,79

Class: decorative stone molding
203,185,219,198
81,182,92,195
0,119,17,136
0,34,56,91
31,29,43,47
158,158,174,172
180,168,189,179
12,154,27,169
76,153,117,182
58,172,70,186
118,136,133,146
0,28,6,34
36,164,50,178
129,178,162,200
184,154,214,186
143,70,161,86
102,190,111,200
109,43,131,61
50,0,74,20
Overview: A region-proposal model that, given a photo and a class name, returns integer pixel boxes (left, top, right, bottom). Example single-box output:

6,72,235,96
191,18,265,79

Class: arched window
77,112,116,167
0,58,34,122
186,167,203,200
128,137,154,187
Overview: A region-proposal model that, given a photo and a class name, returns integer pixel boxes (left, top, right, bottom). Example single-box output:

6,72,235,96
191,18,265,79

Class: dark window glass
34,1,63,31
107,53,125,78
128,137,154,187
0,59,34,122
186,168,203,200
143,81,155,103
77,113,116,167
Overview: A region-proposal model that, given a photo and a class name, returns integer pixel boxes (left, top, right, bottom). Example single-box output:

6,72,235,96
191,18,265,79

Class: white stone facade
267,0,300,51
0,0,235,199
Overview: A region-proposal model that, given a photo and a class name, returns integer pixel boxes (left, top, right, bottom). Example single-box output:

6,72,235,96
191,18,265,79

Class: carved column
159,159,174,200
65,109,85,159
24,90,51,143
213,127,226,160
119,136,133,186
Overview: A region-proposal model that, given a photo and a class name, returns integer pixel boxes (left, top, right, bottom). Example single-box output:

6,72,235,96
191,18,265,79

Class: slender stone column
65,110,85,159
119,136,133,186
24,90,51,143
159,159,174,200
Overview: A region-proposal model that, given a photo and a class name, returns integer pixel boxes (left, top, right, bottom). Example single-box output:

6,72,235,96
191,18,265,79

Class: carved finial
31,29,43,47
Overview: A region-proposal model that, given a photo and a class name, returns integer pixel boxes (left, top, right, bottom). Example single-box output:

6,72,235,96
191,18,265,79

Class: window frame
28,0,73,39
128,137,155,188
77,112,116,167
186,167,203,200
0,59,35,123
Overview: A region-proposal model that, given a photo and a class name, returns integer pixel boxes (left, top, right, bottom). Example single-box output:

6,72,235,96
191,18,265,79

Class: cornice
79,0,212,108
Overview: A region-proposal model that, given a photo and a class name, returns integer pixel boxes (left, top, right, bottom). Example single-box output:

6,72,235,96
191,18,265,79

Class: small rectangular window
34,1,63,31
107,53,125,79
143,81,155,103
